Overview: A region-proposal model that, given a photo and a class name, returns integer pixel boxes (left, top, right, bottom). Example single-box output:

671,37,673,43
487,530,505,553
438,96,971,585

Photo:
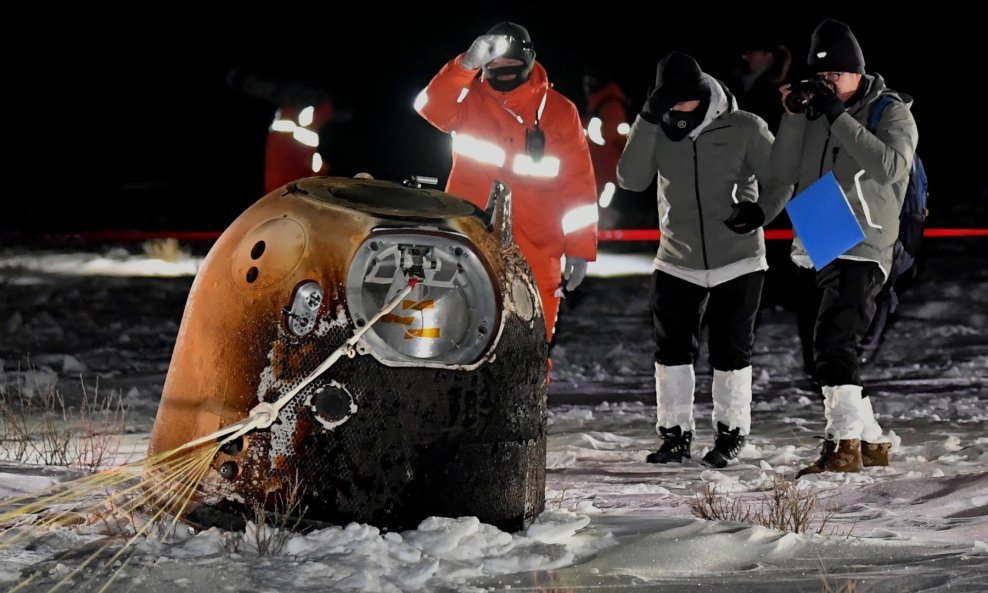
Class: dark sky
10,8,983,233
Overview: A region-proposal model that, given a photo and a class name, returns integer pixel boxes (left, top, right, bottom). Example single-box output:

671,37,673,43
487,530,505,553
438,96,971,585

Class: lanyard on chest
499,92,548,162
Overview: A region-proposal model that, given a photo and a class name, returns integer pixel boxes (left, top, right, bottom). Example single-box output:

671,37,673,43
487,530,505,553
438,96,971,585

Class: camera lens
785,88,813,114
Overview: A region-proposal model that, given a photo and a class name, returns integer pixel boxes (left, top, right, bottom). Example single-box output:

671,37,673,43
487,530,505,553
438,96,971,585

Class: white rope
170,279,420,454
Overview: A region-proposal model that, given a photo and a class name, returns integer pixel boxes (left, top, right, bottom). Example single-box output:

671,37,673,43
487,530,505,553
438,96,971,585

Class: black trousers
650,270,765,370
797,260,884,386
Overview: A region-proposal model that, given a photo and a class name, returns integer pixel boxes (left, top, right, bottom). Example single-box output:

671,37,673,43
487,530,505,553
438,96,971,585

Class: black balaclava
660,95,709,141
482,22,536,92
654,52,710,141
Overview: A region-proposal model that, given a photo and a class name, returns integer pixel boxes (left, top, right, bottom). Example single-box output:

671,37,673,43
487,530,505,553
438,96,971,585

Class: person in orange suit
582,66,631,225
415,21,598,341
227,70,337,194
263,102,335,193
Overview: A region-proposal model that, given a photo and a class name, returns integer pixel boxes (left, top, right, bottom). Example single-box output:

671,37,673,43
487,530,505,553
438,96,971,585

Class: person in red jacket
226,70,337,194
582,66,631,224
415,22,598,340
264,101,335,193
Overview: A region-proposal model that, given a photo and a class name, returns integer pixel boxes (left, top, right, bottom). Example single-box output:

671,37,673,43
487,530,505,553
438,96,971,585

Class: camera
525,125,546,161
784,79,830,114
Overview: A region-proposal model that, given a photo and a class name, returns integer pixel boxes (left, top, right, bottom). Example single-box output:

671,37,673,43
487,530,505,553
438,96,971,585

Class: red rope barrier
597,228,987,242
18,228,988,243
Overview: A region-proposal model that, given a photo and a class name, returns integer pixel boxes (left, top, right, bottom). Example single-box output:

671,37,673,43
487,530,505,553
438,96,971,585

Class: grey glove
461,35,509,70
563,256,588,291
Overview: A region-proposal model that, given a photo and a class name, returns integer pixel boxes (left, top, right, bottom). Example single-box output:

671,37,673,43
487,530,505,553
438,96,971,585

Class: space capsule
147,176,548,531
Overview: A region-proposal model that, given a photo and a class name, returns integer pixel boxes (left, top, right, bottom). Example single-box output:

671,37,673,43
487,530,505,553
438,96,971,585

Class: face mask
660,110,699,141
484,64,533,92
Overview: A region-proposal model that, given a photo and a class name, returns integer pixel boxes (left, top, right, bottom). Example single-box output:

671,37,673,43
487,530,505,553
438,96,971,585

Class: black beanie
807,19,865,74
655,52,706,101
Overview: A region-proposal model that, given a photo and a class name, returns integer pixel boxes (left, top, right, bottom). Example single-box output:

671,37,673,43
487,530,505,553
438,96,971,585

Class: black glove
640,86,675,124
811,85,845,124
724,201,765,234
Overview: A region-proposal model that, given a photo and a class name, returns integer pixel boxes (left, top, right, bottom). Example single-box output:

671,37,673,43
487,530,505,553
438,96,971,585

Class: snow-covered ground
0,242,986,592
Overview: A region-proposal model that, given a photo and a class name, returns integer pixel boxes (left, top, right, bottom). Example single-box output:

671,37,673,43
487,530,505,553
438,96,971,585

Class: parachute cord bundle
0,278,419,592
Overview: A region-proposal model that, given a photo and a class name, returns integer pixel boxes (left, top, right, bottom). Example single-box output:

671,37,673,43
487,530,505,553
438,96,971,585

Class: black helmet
482,22,537,92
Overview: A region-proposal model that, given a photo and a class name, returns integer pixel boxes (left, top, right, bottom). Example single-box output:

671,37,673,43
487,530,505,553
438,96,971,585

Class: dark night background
7,8,983,235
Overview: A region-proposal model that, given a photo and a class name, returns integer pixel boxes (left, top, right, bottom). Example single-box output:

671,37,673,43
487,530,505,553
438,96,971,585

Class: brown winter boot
796,439,863,478
861,441,891,467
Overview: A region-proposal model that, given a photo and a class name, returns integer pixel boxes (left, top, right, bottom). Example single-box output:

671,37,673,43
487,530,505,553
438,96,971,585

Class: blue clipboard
785,172,865,269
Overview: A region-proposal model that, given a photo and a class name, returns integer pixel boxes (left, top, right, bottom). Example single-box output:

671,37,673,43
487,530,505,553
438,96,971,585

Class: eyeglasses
817,72,845,82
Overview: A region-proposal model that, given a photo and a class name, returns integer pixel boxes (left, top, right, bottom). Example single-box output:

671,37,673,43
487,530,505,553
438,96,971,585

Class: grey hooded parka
770,73,919,277
618,75,793,279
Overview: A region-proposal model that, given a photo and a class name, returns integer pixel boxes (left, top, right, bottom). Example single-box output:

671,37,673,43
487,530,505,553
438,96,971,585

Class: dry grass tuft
0,372,128,471
142,238,188,262
689,475,838,534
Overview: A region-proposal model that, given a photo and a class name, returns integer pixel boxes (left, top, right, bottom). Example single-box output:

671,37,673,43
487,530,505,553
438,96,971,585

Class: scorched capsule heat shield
147,176,548,531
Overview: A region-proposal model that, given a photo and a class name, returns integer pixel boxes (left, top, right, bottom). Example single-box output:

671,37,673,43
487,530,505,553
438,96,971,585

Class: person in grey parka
618,52,791,467
770,19,919,477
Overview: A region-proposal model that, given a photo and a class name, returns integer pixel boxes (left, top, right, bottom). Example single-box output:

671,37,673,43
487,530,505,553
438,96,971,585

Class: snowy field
0,241,986,592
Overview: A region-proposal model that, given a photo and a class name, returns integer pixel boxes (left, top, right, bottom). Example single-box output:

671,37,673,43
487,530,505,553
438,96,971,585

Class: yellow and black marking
381,298,441,340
